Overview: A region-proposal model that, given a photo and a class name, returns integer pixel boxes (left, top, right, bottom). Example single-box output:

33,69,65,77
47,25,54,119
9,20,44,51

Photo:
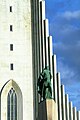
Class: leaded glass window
7,88,17,120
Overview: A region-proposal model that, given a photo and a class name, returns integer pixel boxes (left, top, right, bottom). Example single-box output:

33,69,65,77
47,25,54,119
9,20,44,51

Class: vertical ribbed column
65,94,69,120
48,36,53,97
32,0,40,119
77,111,80,120
38,0,46,103
44,19,49,66
36,0,40,77
40,0,45,69
57,72,62,120
48,36,53,71
61,85,66,120
73,107,77,120
40,0,45,19
38,0,42,74
69,102,73,120
52,55,57,102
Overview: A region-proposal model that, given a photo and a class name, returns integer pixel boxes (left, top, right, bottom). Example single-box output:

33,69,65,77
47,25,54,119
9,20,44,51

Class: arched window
7,88,17,120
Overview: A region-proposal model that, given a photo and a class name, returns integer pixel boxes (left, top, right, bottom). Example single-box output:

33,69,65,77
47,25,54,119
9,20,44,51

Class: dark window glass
10,64,14,70
7,88,17,120
10,6,12,12
10,25,13,31
10,44,13,51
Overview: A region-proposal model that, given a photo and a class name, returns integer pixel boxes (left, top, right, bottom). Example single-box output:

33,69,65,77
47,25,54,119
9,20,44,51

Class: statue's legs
43,86,46,99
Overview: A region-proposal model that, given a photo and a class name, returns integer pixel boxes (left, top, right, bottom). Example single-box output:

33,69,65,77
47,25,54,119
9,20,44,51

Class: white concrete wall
0,0,34,120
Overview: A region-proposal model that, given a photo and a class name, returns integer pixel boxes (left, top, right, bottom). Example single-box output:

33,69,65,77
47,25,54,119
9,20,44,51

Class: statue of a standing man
37,66,52,100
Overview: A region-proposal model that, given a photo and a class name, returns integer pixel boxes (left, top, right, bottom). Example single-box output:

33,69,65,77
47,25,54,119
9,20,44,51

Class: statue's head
45,66,49,70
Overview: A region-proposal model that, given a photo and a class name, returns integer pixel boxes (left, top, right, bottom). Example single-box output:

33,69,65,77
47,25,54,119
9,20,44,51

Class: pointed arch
1,80,23,120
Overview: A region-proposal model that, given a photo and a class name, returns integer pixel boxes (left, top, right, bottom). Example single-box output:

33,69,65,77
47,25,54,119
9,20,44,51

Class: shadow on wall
38,99,58,120
38,100,47,120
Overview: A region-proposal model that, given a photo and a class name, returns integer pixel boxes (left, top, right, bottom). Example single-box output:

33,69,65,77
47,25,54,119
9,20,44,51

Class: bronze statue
37,66,52,100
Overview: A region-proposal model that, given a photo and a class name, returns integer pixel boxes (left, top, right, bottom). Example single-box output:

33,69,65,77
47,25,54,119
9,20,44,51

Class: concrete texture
38,99,58,120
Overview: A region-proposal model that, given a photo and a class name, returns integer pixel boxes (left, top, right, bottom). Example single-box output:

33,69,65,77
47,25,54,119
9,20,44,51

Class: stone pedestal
38,99,58,120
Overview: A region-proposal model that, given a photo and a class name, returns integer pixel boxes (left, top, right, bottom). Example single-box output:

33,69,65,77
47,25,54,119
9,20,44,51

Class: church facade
0,0,34,119
0,0,80,120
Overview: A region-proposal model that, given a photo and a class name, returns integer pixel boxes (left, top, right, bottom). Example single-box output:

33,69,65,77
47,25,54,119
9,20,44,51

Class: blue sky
46,0,80,110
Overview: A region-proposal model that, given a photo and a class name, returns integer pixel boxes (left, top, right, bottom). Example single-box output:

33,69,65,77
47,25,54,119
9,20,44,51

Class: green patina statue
37,66,52,100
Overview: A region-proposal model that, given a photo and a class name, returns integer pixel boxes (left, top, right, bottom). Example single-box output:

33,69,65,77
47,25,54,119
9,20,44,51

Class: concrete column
73,107,77,120
38,0,42,74
36,0,41,77
32,0,41,119
77,111,80,120
48,36,53,97
38,0,46,104
40,0,45,20
52,55,57,102
38,0,42,73
48,36,53,71
61,85,66,120
69,102,73,120
65,94,69,120
44,19,49,66
57,72,62,120
40,0,46,69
